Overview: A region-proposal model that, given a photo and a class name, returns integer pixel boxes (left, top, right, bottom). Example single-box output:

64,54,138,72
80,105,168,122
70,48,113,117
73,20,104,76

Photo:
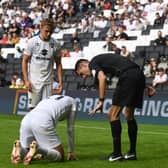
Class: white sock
46,149,62,161
38,148,62,161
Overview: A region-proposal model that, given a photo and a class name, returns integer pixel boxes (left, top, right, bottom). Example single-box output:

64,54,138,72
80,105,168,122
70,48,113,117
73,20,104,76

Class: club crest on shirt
36,42,40,46
50,42,54,48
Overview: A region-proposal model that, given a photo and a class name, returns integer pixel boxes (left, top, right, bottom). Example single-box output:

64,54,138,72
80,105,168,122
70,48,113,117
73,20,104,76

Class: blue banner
67,90,168,125
0,88,168,124
0,88,16,114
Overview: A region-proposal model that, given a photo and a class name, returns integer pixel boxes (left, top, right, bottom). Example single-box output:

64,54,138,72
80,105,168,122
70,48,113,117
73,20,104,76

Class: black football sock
127,119,138,154
110,120,122,155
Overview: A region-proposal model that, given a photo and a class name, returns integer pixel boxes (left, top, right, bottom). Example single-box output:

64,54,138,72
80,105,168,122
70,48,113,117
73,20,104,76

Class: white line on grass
59,124,168,136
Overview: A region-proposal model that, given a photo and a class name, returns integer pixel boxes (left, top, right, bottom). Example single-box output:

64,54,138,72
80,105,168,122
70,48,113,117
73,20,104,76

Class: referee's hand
88,101,103,116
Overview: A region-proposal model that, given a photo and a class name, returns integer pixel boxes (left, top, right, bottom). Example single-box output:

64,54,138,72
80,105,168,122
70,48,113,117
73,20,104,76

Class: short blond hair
40,18,55,29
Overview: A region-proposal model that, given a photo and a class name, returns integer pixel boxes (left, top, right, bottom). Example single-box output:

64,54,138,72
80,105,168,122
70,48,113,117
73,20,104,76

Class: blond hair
40,18,55,29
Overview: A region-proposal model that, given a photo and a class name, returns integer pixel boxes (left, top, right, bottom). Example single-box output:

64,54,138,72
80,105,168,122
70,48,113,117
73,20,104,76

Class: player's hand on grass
67,152,78,161
88,101,103,116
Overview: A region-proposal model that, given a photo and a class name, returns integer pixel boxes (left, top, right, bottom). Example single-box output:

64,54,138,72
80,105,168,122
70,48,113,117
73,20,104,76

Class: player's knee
125,114,129,120
109,106,121,121
109,113,119,121
124,113,134,120
125,107,134,120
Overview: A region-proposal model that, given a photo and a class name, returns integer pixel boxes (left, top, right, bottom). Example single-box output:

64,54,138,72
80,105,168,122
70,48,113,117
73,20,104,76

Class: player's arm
67,106,77,160
89,70,106,116
98,70,106,101
54,49,63,93
22,54,31,91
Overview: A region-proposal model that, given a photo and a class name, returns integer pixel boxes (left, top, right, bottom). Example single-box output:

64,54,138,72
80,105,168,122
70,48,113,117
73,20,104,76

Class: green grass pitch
0,114,168,168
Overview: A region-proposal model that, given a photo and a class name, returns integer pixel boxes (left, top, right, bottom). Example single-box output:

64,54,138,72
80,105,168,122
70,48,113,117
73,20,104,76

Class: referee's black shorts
112,68,146,108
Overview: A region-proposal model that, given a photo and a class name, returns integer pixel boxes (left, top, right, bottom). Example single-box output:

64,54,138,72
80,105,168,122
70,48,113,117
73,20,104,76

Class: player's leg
11,140,21,164
102,105,123,161
31,122,64,162
20,117,36,164
37,144,64,162
41,84,52,99
11,117,34,164
124,106,137,160
23,141,38,165
109,105,123,158
28,85,41,110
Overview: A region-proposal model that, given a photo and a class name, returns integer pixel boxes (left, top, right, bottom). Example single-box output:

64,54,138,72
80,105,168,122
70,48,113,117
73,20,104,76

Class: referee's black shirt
89,53,139,77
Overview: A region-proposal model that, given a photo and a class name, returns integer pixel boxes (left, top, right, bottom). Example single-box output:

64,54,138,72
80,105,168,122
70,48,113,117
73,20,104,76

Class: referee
75,53,146,161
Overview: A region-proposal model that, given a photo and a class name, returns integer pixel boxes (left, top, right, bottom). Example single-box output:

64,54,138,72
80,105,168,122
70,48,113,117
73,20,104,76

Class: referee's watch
99,98,105,102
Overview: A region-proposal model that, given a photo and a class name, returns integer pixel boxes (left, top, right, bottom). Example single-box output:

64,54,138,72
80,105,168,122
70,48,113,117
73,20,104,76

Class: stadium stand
0,0,168,91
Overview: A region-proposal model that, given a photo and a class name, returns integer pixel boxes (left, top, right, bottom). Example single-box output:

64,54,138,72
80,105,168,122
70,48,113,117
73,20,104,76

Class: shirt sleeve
67,100,77,152
23,38,34,56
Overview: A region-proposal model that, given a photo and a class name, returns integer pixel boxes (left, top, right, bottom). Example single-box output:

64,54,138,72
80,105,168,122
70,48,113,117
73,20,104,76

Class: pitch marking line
60,124,168,136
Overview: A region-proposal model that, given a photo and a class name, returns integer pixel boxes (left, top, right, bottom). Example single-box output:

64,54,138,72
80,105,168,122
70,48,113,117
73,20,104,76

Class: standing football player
22,18,63,110
75,53,146,161
11,95,77,165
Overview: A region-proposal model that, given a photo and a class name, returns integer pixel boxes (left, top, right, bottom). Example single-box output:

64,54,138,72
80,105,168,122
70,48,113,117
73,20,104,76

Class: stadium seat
162,82,168,92
63,69,74,76
84,32,94,40
133,57,145,70
145,51,159,62
80,38,89,49
7,54,15,63
128,36,137,40
145,77,153,86
66,75,75,83
63,34,72,42
163,47,168,59
155,46,165,57
83,77,95,90
63,42,73,51
135,46,146,58
62,82,68,90
155,84,163,92
67,82,78,90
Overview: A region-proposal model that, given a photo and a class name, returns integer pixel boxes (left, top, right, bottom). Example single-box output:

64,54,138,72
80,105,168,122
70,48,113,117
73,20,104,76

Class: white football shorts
20,112,61,149
28,83,52,109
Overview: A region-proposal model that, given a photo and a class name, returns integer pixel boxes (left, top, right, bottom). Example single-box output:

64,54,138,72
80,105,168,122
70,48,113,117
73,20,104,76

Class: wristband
99,98,105,102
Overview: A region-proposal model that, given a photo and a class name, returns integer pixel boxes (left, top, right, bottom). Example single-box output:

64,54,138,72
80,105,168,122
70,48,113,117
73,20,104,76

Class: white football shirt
21,95,76,151
24,35,61,85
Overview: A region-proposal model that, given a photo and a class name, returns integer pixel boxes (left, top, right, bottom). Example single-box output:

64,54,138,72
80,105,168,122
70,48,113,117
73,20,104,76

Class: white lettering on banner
135,100,168,117
161,102,168,117
75,97,168,118
141,100,147,116
75,97,112,113
147,100,161,116
75,97,82,111
83,98,94,112
18,95,28,110
15,92,168,118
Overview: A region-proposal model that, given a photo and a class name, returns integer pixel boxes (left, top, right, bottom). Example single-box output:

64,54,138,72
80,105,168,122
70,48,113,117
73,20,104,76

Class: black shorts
112,68,145,108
